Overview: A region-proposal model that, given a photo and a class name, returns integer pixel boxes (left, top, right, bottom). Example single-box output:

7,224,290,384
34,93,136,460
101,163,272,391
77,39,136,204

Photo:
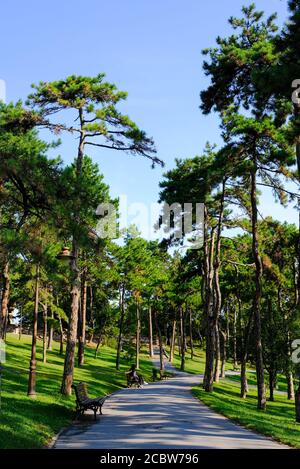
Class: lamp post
116,273,125,370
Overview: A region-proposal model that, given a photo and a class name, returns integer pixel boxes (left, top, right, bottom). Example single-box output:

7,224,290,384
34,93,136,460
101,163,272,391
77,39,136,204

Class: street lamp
56,247,75,263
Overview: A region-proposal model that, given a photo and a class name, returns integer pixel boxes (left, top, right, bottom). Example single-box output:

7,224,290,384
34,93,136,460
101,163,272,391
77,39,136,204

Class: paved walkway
54,357,288,449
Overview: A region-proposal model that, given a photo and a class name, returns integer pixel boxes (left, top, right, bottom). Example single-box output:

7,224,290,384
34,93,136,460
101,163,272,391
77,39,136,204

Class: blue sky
1,0,297,232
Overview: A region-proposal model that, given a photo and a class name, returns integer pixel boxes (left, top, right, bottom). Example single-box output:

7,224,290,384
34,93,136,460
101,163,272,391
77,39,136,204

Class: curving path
54,359,288,449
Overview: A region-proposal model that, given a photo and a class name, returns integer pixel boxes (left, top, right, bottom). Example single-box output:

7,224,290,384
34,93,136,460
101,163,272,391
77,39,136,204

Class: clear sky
1,0,297,233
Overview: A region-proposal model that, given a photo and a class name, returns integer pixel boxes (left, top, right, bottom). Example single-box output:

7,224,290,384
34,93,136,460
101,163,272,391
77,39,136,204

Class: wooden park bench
72,382,107,420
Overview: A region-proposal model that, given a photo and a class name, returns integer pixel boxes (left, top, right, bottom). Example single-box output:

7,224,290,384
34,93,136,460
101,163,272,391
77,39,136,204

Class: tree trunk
240,311,253,398
148,305,154,358
294,192,300,416
47,303,53,351
204,182,223,392
269,369,276,402
276,285,295,400
136,298,141,369
165,322,170,346
240,360,248,398
296,127,300,181
89,286,95,343
189,307,194,359
154,310,164,374
202,205,209,389
27,264,40,397
226,303,230,354
212,179,226,384
47,326,53,350
295,381,300,423
0,260,10,340
204,225,216,392
116,282,125,370
95,334,102,358
204,323,215,392
42,302,47,364
78,270,87,366
177,321,181,357
61,258,80,395
295,135,300,309
197,328,203,347
61,108,85,396
287,371,295,400
59,315,64,355
250,166,266,410
180,307,186,371
169,319,176,363
233,302,238,369
234,265,243,370
220,330,226,378
213,323,221,382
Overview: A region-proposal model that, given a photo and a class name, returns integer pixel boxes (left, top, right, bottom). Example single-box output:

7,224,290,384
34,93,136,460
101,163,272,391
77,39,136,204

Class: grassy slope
171,346,234,375
226,370,288,393
0,333,153,449
172,347,206,374
193,380,300,448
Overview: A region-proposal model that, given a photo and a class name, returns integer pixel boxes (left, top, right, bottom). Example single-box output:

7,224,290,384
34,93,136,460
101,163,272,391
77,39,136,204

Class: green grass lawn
226,370,289,395
0,333,153,449
171,346,236,375
171,347,206,374
193,380,300,448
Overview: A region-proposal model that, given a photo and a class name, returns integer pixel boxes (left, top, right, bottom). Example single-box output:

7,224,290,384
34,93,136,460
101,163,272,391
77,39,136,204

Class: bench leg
75,405,83,420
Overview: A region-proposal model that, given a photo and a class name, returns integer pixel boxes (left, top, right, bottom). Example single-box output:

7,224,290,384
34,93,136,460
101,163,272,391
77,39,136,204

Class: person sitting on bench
127,364,146,387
